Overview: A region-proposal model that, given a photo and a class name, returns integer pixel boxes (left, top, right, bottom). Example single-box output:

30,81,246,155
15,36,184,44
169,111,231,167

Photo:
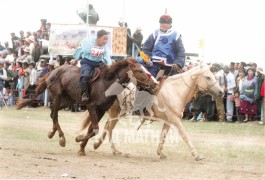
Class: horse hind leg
48,95,66,147
157,123,170,160
93,119,111,150
47,108,57,139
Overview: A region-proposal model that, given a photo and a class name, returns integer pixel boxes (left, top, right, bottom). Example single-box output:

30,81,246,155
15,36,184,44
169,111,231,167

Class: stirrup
81,93,89,102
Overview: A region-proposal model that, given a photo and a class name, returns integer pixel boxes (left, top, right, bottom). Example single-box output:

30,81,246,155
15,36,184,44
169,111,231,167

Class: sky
1,0,264,67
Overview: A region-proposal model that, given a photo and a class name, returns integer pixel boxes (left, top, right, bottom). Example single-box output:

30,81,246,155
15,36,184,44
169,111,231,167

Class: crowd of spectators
184,61,264,124
0,19,52,108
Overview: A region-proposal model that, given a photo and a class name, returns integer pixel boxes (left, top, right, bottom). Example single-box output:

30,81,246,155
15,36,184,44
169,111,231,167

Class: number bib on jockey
90,46,104,57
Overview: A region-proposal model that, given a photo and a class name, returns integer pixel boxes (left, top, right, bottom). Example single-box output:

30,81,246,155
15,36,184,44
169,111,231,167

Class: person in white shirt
0,62,7,108
223,65,236,122
29,61,37,87
5,48,15,63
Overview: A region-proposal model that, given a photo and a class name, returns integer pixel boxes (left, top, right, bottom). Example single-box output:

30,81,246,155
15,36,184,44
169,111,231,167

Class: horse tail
16,72,51,110
35,72,51,94
80,112,91,131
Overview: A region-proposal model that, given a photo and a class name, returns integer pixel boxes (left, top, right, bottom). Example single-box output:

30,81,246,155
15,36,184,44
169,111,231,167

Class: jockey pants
79,58,103,92
147,62,177,79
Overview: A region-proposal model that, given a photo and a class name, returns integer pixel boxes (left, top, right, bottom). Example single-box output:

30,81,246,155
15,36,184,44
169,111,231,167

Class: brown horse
16,57,157,155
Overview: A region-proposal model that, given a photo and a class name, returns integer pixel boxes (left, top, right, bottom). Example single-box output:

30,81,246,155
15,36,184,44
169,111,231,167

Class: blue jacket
80,37,112,65
142,28,185,68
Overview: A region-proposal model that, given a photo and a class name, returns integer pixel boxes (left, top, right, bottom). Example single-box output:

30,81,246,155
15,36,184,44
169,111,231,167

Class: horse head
192,64,224,98
125,57,157,94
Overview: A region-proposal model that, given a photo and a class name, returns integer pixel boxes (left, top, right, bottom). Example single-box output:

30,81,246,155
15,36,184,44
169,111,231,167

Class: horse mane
168,63,209,80
102,57,137,79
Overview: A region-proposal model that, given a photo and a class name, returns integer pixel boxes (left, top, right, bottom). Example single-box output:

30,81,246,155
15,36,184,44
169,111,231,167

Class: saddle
88,67,101,83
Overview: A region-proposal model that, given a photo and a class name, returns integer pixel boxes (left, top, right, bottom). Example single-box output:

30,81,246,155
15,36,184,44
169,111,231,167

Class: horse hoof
75,135,83,142
48,131,55,139
124,153,130,158
93,142,100,150
195,155,205,161
59,137,66,147
113,151,122,155
78,150,86,156
160,155,167,160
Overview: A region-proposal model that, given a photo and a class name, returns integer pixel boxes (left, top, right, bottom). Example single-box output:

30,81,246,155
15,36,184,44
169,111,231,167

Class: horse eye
206,76,211,80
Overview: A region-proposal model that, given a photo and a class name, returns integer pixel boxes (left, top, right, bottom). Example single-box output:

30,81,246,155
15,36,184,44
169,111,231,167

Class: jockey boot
81,91,89,102
80,76,90,102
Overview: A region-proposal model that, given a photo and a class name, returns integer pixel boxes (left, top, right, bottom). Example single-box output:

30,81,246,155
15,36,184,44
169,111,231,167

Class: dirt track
0,108,265,179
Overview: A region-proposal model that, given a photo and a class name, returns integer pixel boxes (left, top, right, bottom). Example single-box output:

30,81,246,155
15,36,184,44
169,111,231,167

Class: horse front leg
167,111,204,161
157,123,170,159
77,108,105,156
77,124,94,156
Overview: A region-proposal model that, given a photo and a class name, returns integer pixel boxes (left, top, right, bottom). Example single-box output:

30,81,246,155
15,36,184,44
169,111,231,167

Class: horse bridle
128,66,155,92
181,69,218,92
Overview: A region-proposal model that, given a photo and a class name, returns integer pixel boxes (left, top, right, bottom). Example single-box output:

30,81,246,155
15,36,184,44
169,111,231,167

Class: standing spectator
25,35,36,56
32,41,41,63
12,60,22,97
255,67,264,121
22,69,30,97
36,30,42,41
88,4,99,25
10,32,19,49
240,68,258,123
38,59,49,78
28,61,37,89
26,31,32,38
0,62,7,109
27,61,38,106
46,23,51,36
56,55,64,67
0,42,5,51
231,90,242,122
131,27,143,56
142,14,185,79
4,41,9,49
47,61,55,72
64,57,71,65
257,69,265,125
223,65,236,122
5,48,15,63
3,62,14,93
13,40,21,53
238,62,247,72
40,19,47,35
236,69,246,92
212,63,226,121
119,21,132,56
19,30,25,41
22,47,33,64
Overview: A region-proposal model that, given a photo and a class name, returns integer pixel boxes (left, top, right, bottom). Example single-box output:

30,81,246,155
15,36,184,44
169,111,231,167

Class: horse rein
128,66,154,92
181,68,218,92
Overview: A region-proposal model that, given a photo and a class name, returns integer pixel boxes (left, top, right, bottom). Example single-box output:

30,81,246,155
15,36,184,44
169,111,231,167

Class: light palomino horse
84,64,224,160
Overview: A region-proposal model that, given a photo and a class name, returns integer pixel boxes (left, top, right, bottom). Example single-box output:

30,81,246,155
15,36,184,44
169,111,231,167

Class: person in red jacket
258,69,265,125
